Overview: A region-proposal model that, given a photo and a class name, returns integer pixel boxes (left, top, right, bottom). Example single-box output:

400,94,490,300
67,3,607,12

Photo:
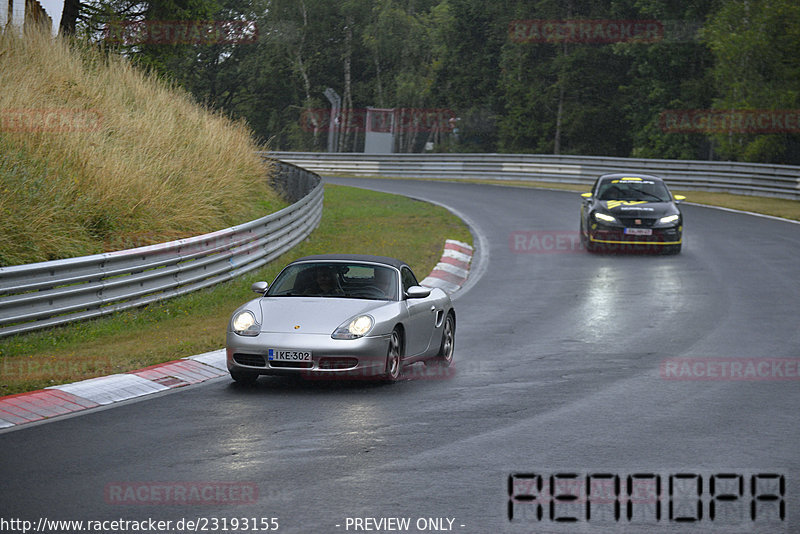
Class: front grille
599,230,672,241
318,357,358,370
233,353,267,367
619,217,657,227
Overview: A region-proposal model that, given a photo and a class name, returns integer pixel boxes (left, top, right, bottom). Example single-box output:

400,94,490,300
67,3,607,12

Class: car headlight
232,311,259,336
594,212,617,223
659,214,680,224
332,315,374,340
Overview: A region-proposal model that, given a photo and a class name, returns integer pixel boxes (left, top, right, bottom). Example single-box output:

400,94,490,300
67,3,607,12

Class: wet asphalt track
2,177,799,534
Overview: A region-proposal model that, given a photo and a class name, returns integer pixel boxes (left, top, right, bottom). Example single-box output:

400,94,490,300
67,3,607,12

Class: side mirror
251,281,269,294
673,194,686,203
406,286,432,299
581,192,592,199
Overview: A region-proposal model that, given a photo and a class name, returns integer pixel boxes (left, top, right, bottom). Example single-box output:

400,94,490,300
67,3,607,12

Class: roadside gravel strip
0,241,473,430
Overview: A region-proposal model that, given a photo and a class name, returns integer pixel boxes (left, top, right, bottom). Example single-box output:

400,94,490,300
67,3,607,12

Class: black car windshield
596,178,672,202
266,262,399,300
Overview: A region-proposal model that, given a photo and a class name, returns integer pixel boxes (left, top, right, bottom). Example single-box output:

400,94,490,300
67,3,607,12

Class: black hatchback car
580,173,685,254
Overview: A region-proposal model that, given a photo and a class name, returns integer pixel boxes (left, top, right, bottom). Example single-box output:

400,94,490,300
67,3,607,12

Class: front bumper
226,331,391,379
589,224,682,250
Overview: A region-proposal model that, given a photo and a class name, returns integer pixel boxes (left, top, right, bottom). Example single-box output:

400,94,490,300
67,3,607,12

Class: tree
498,0,634,155
431,0,516,151
703,0,800,163
613,0,718,160
59,0,799,162
60,0,144,37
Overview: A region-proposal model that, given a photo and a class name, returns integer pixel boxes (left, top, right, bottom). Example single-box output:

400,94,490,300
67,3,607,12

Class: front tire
583,233,598,253
580,221,597,253
383,328,402,382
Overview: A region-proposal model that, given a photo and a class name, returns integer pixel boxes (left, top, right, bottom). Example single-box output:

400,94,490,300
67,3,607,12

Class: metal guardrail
268,152,800,200
0,160,323,338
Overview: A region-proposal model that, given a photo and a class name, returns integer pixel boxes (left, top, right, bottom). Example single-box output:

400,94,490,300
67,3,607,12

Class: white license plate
624,228,652,236
268,349,312,362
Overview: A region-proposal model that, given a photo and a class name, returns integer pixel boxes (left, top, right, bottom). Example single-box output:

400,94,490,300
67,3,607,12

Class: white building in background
1,0,54,32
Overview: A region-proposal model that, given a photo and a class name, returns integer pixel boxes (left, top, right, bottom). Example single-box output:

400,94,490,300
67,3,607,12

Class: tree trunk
293,1,319,145
296,1,312,103
373,52,384,107
340,16,354,152
554,81,564,155
553,2,574,155
59,0,80,35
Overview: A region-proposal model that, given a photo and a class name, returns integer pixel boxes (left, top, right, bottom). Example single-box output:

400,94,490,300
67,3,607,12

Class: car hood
258,297,387,334
600,200,678,217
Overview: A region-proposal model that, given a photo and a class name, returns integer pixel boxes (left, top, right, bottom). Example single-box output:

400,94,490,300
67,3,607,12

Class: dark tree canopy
63,0,800,163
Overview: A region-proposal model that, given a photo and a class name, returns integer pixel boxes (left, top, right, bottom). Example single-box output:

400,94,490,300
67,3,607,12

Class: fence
0,160,322,338
1,0,52,31
268,152,800,200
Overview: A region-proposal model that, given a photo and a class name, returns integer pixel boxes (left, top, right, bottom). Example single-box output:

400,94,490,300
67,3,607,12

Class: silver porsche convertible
226,254,456,384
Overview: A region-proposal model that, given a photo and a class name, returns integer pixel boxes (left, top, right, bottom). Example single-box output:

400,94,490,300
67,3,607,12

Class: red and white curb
420,239,473,294
0,239,475,430
0,350,227,430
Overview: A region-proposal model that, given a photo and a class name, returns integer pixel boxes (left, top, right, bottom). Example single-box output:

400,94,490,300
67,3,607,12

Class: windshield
266,262,399,301
596,178,672,202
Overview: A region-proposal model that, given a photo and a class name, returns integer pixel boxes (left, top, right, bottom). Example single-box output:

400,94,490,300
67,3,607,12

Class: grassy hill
0,29,284,267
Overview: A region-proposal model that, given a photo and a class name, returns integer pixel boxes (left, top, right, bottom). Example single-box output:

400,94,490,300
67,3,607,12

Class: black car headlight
594,212,617,223
659,214,680,224
232,310,260,336
332,315,374,340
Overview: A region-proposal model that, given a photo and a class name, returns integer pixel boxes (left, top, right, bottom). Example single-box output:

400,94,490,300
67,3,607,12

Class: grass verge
0,184,472,396
0,29,283,266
